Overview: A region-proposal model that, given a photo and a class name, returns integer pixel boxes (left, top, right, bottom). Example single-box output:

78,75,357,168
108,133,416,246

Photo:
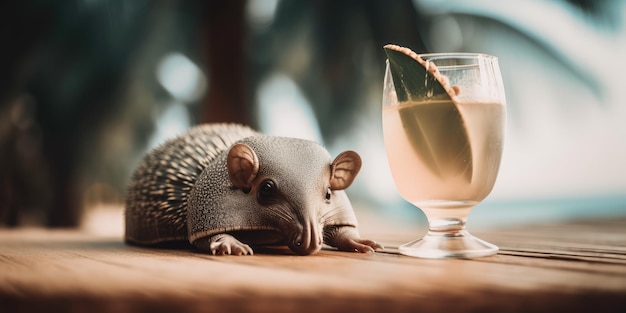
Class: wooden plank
1,218,626,313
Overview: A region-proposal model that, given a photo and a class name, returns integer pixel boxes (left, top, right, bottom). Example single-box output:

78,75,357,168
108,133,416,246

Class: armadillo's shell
125,123,258,244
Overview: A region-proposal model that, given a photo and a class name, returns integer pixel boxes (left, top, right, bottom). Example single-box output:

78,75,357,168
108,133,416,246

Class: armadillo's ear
330,150,362,190
227,144,259,193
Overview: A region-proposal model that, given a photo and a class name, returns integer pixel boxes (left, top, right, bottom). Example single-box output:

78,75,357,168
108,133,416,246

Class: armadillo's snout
289,220,323,256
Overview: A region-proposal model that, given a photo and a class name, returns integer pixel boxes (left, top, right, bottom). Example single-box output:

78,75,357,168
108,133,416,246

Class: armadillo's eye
325,187,332,203
257,179,277,203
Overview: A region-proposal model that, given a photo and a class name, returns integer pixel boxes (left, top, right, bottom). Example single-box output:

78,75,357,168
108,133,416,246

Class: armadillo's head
227,137,362,255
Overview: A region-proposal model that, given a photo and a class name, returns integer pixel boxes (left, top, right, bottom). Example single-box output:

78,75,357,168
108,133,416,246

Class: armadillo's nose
289,220,323,256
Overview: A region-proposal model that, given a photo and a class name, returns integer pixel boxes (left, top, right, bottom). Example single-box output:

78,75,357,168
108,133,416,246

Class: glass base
399,230,498,259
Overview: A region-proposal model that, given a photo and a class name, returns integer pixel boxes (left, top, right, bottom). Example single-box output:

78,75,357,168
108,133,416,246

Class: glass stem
427,217,468,236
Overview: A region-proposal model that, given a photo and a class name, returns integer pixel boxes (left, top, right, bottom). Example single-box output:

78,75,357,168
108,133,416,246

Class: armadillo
125,123,383,255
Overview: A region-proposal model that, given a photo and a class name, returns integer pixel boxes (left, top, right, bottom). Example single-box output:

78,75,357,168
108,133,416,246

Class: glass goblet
382,52,506,258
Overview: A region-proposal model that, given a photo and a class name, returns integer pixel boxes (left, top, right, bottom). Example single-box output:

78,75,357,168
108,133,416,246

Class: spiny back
125,123,258,244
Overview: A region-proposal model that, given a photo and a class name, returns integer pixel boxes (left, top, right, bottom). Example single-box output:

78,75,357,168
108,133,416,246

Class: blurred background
1,0,625,233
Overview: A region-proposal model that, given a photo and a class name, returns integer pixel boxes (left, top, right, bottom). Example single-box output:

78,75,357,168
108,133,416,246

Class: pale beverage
383,99,505,217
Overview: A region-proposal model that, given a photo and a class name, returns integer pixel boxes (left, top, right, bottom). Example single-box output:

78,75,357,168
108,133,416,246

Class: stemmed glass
382,48,506,258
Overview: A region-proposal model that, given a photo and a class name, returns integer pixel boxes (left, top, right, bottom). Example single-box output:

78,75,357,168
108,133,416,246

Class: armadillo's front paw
340,238,384,253
325,226,384,253
195,234,254,255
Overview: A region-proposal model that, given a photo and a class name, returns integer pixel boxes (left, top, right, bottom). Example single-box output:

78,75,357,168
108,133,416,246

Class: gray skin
125,124,383,256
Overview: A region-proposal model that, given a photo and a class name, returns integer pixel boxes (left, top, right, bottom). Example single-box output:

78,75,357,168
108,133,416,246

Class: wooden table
1,216,625,312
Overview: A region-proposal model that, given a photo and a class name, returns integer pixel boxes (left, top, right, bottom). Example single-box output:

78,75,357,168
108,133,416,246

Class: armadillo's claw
196,234,254,256
349,239,384,254
326,226,384,254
